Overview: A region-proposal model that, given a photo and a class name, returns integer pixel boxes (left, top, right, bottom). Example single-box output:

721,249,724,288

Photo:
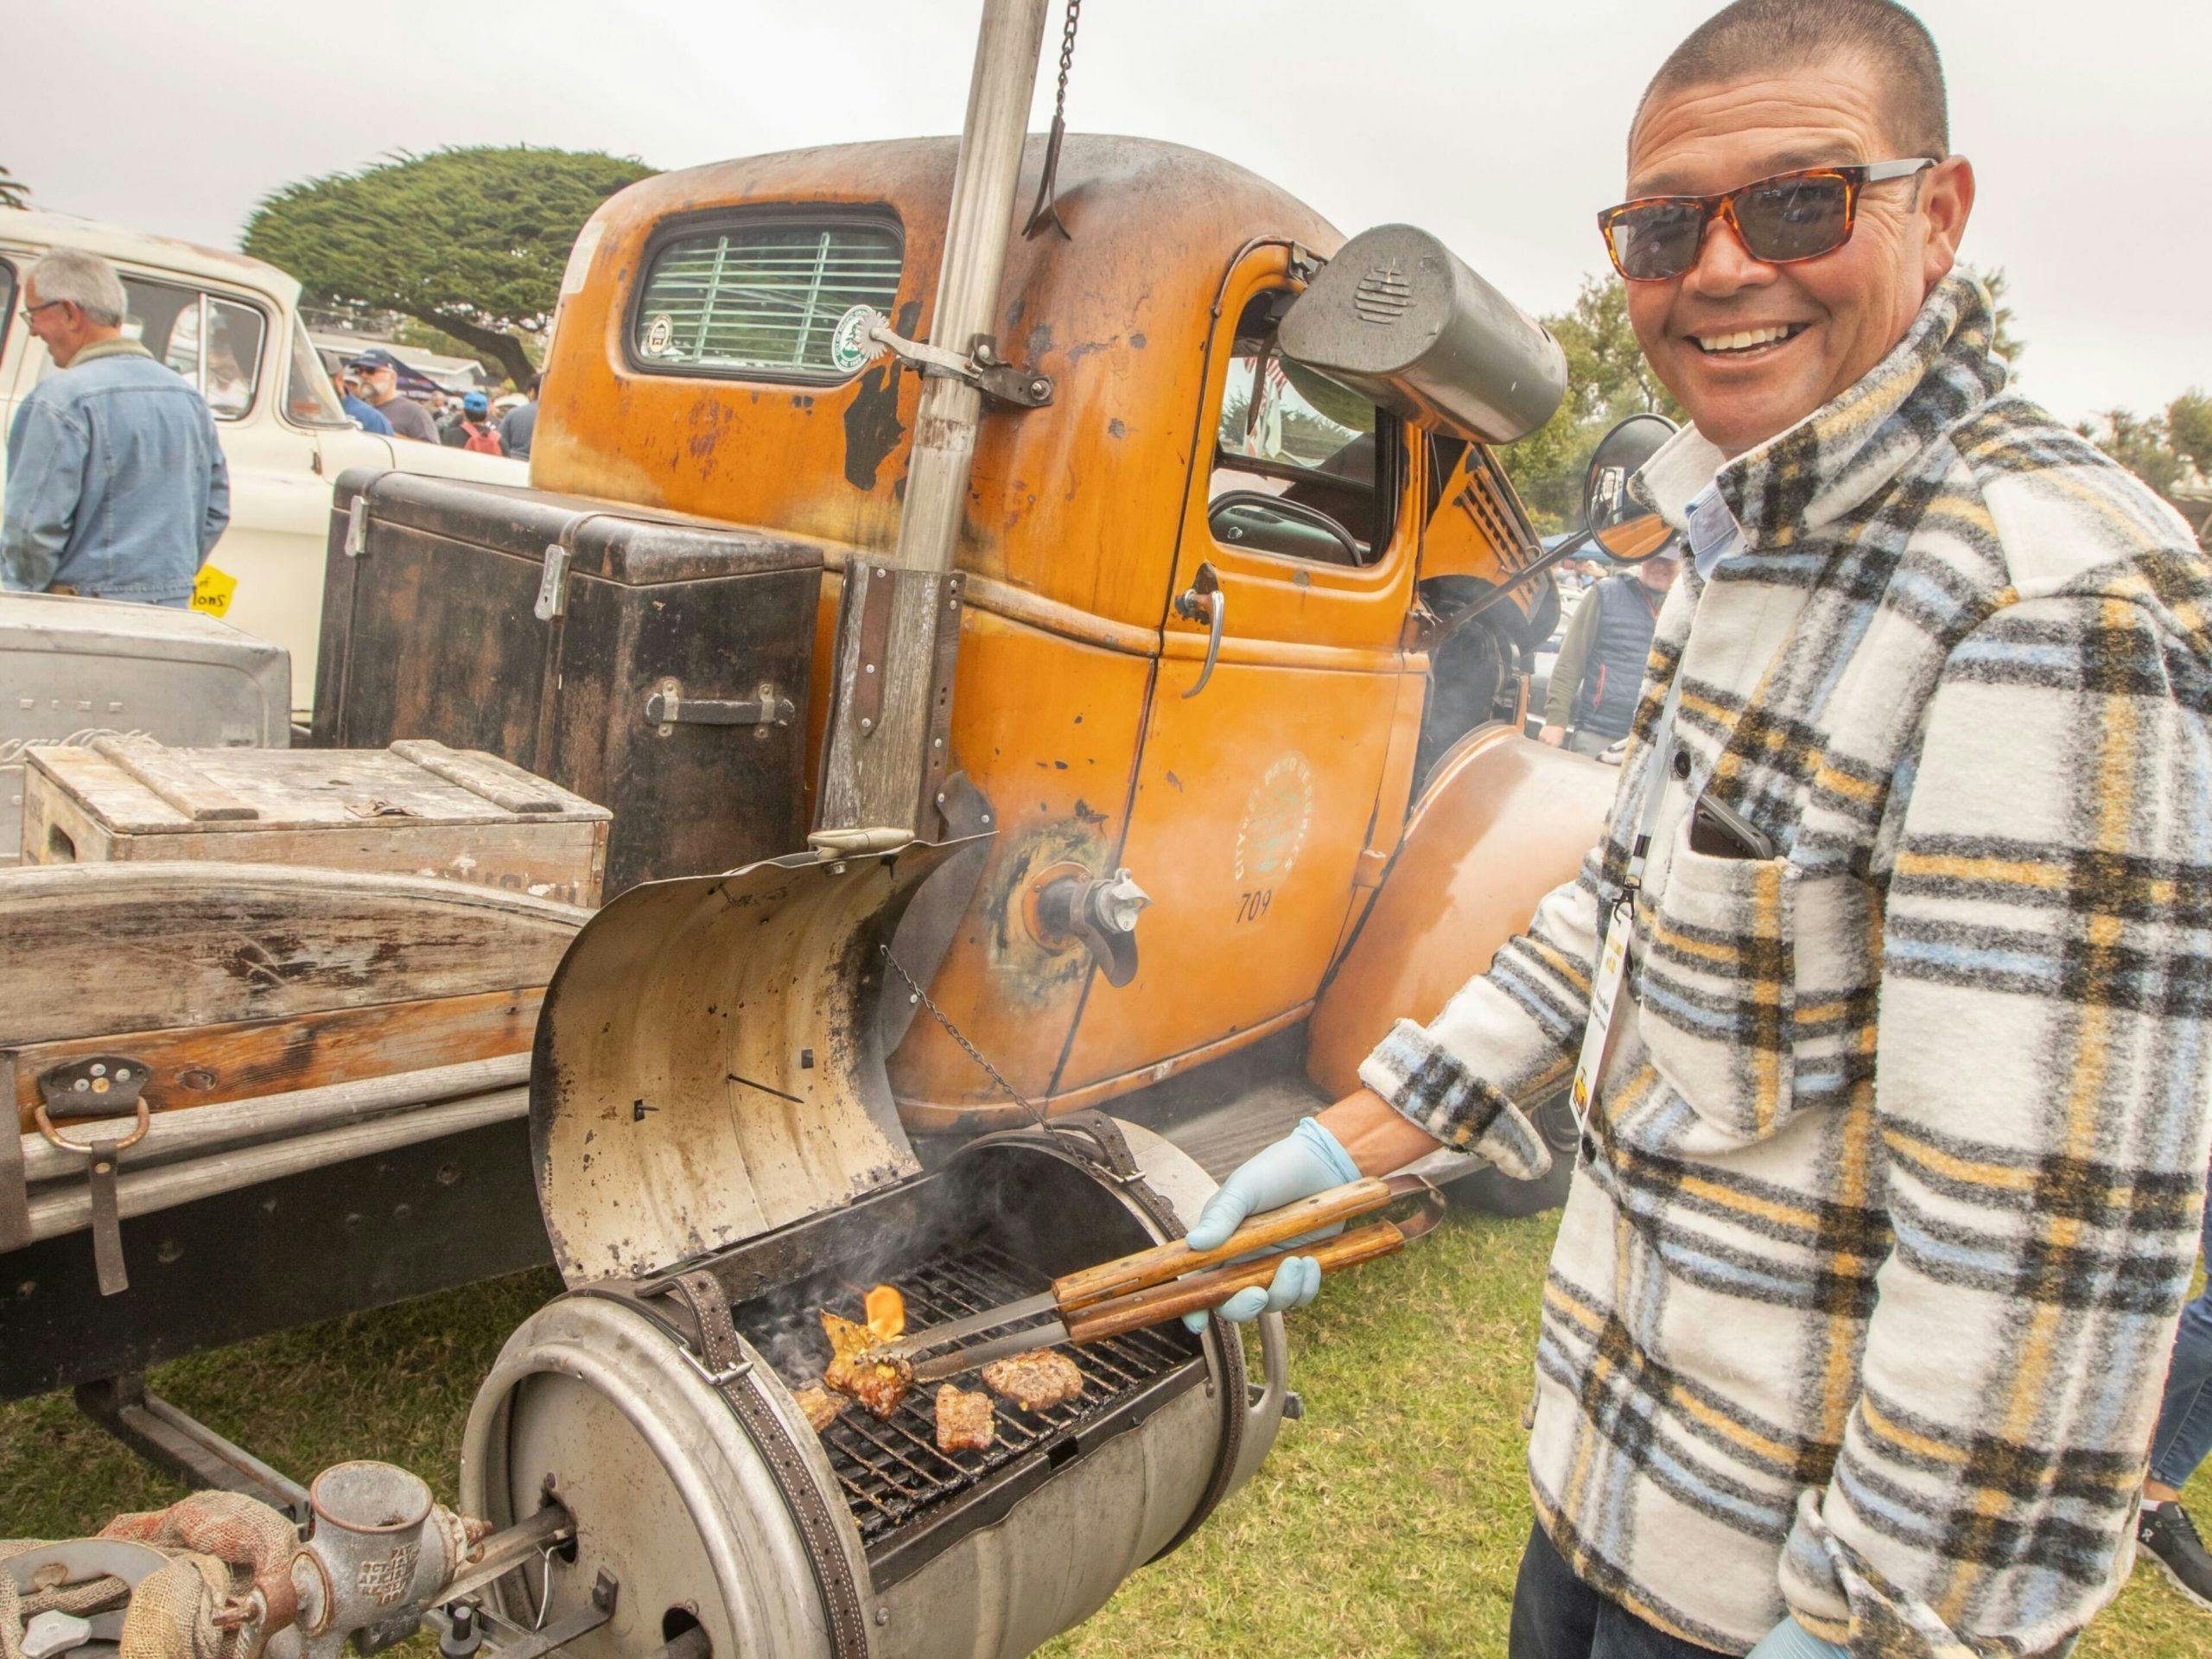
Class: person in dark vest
1538,548,1680,757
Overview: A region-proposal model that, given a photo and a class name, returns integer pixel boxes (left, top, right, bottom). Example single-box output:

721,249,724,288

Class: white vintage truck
0,207,526,714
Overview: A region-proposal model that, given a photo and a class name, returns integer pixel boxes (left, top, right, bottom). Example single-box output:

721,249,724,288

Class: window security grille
632,221,902,378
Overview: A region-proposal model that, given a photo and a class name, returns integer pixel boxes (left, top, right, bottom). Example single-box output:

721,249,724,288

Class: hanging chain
880,944,1050,1129
1051,0,1082,126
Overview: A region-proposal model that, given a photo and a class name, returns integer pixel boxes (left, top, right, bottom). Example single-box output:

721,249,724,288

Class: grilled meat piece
981,1349,1084,1412
793,1385,844,1435
824,1350,914,1419
821,1309,877,1360
933,1384,995,1454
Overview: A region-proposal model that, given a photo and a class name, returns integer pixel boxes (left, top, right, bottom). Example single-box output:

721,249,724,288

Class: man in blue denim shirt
3,249,229,607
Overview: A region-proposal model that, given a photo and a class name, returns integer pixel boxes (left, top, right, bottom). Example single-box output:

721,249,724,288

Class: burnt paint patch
842,364,904,491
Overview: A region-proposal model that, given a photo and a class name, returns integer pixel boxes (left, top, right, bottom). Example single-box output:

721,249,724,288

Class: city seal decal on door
1233,752,1313,922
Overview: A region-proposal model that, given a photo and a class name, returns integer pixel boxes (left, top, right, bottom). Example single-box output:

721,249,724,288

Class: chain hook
1023,0,1082,239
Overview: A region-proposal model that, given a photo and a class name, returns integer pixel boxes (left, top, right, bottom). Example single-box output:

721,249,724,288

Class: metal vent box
22,738,609,907
0,594,291,867
312,469,822,897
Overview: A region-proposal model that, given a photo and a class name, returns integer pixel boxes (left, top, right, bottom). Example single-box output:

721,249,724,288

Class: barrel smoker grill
461,1117,1289,1659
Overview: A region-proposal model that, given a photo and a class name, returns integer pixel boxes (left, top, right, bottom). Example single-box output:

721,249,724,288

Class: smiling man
1183,3,2212,1656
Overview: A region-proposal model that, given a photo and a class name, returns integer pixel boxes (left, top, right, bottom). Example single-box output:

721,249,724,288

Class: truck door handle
1173,563,1225,700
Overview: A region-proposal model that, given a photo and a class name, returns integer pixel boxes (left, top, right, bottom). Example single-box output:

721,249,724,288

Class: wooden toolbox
21,737,611,907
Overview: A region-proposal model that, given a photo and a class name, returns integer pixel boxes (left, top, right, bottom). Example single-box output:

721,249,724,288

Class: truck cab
0,207,526,711
332,135,1609,1167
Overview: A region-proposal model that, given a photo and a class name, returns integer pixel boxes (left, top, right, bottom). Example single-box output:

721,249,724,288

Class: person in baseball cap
346,349,437,443
442,390,505,455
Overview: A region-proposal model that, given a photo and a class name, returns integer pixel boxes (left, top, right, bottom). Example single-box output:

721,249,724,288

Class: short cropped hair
1635,0,1949,161
29,249,128,328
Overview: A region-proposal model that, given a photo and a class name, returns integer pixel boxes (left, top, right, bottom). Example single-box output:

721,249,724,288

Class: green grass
3,1211,2206,1656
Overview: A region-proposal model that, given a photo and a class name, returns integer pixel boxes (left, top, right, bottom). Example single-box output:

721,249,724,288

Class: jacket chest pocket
1632,820,1877,1146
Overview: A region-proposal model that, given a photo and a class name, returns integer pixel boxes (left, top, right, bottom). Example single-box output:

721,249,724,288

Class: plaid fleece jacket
1361,276,2212,1656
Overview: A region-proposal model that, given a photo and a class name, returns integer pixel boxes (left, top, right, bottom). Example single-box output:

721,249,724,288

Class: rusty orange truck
315,135,1619,1215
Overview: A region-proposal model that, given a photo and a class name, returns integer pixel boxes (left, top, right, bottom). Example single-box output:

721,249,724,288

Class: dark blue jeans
1510,1521,1732,1659
2148,1192,2212,1491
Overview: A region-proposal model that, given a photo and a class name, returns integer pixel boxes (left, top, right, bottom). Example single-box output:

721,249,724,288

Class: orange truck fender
1304,722,1616,1103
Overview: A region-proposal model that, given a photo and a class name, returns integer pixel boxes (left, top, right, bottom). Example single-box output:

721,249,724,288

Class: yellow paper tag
191,563,238,618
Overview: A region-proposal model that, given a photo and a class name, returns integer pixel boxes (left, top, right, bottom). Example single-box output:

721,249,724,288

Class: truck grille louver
1352,262,1414,325
633,221,903,377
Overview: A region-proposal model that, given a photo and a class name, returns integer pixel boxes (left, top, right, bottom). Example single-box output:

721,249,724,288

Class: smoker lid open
530,841,973,1283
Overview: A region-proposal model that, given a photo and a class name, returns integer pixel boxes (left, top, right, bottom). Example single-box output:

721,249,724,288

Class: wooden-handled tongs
885,1173,1446,1382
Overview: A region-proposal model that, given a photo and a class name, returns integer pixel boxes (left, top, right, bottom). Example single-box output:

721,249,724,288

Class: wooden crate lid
27,738,610,836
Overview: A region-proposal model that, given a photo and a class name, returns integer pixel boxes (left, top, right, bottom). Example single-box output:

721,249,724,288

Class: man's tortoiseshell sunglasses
1597,158,1937,283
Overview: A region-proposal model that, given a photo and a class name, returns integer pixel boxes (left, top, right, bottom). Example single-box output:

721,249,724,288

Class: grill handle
1050,1172,1425,1311
1061,1215,1416,1345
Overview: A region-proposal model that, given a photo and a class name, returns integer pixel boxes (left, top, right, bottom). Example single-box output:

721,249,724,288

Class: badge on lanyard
1570,678,1682,1137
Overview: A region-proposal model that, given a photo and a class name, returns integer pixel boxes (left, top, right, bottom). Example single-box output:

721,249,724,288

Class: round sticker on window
643,314,674,356
830,305,880,374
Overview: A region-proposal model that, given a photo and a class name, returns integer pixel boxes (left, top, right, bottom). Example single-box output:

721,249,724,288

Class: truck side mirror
1580,413,1677,562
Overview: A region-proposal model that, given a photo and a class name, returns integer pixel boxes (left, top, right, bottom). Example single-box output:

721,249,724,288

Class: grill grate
737,1238,1197,1546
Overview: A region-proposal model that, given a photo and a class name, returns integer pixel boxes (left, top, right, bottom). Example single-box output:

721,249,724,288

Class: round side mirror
1581,412,1678,562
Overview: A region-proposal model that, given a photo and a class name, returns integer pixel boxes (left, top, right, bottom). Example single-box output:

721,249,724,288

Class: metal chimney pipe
812,0,1052,849
892,0,1053,581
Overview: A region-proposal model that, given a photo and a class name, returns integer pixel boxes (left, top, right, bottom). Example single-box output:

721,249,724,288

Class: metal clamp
857,314,1053,408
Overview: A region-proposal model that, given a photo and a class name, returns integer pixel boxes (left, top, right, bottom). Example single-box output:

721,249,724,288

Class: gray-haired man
3,250,229,606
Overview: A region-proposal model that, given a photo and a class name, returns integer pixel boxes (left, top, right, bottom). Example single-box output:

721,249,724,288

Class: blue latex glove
1744,1617,1848,1659
1180,1117,1362,1332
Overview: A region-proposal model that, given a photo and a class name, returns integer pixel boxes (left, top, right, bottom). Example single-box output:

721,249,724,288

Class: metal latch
344,497,369,558
645,681,795,735
533,543,570,621
847,309,1052,408
35,1056,154,1296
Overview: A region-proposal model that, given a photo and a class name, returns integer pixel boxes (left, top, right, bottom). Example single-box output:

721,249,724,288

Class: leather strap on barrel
665,1269,870,1659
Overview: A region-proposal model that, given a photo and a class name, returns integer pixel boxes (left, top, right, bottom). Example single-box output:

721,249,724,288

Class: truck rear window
631,219,902,380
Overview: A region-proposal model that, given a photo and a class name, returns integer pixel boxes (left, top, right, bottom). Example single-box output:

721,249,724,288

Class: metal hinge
343,498,369,558
533,543,570,621
849,310,1052,408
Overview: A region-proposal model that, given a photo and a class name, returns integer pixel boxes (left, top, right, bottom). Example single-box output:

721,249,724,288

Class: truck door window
1208,292,1395,565
110,280,266,420
282,315,352,427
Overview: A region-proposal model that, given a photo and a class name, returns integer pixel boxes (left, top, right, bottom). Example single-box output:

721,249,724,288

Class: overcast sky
11,0,2207,426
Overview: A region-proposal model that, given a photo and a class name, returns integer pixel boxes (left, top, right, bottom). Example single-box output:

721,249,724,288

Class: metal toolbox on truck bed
312,469,821,897
0,594,290,867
